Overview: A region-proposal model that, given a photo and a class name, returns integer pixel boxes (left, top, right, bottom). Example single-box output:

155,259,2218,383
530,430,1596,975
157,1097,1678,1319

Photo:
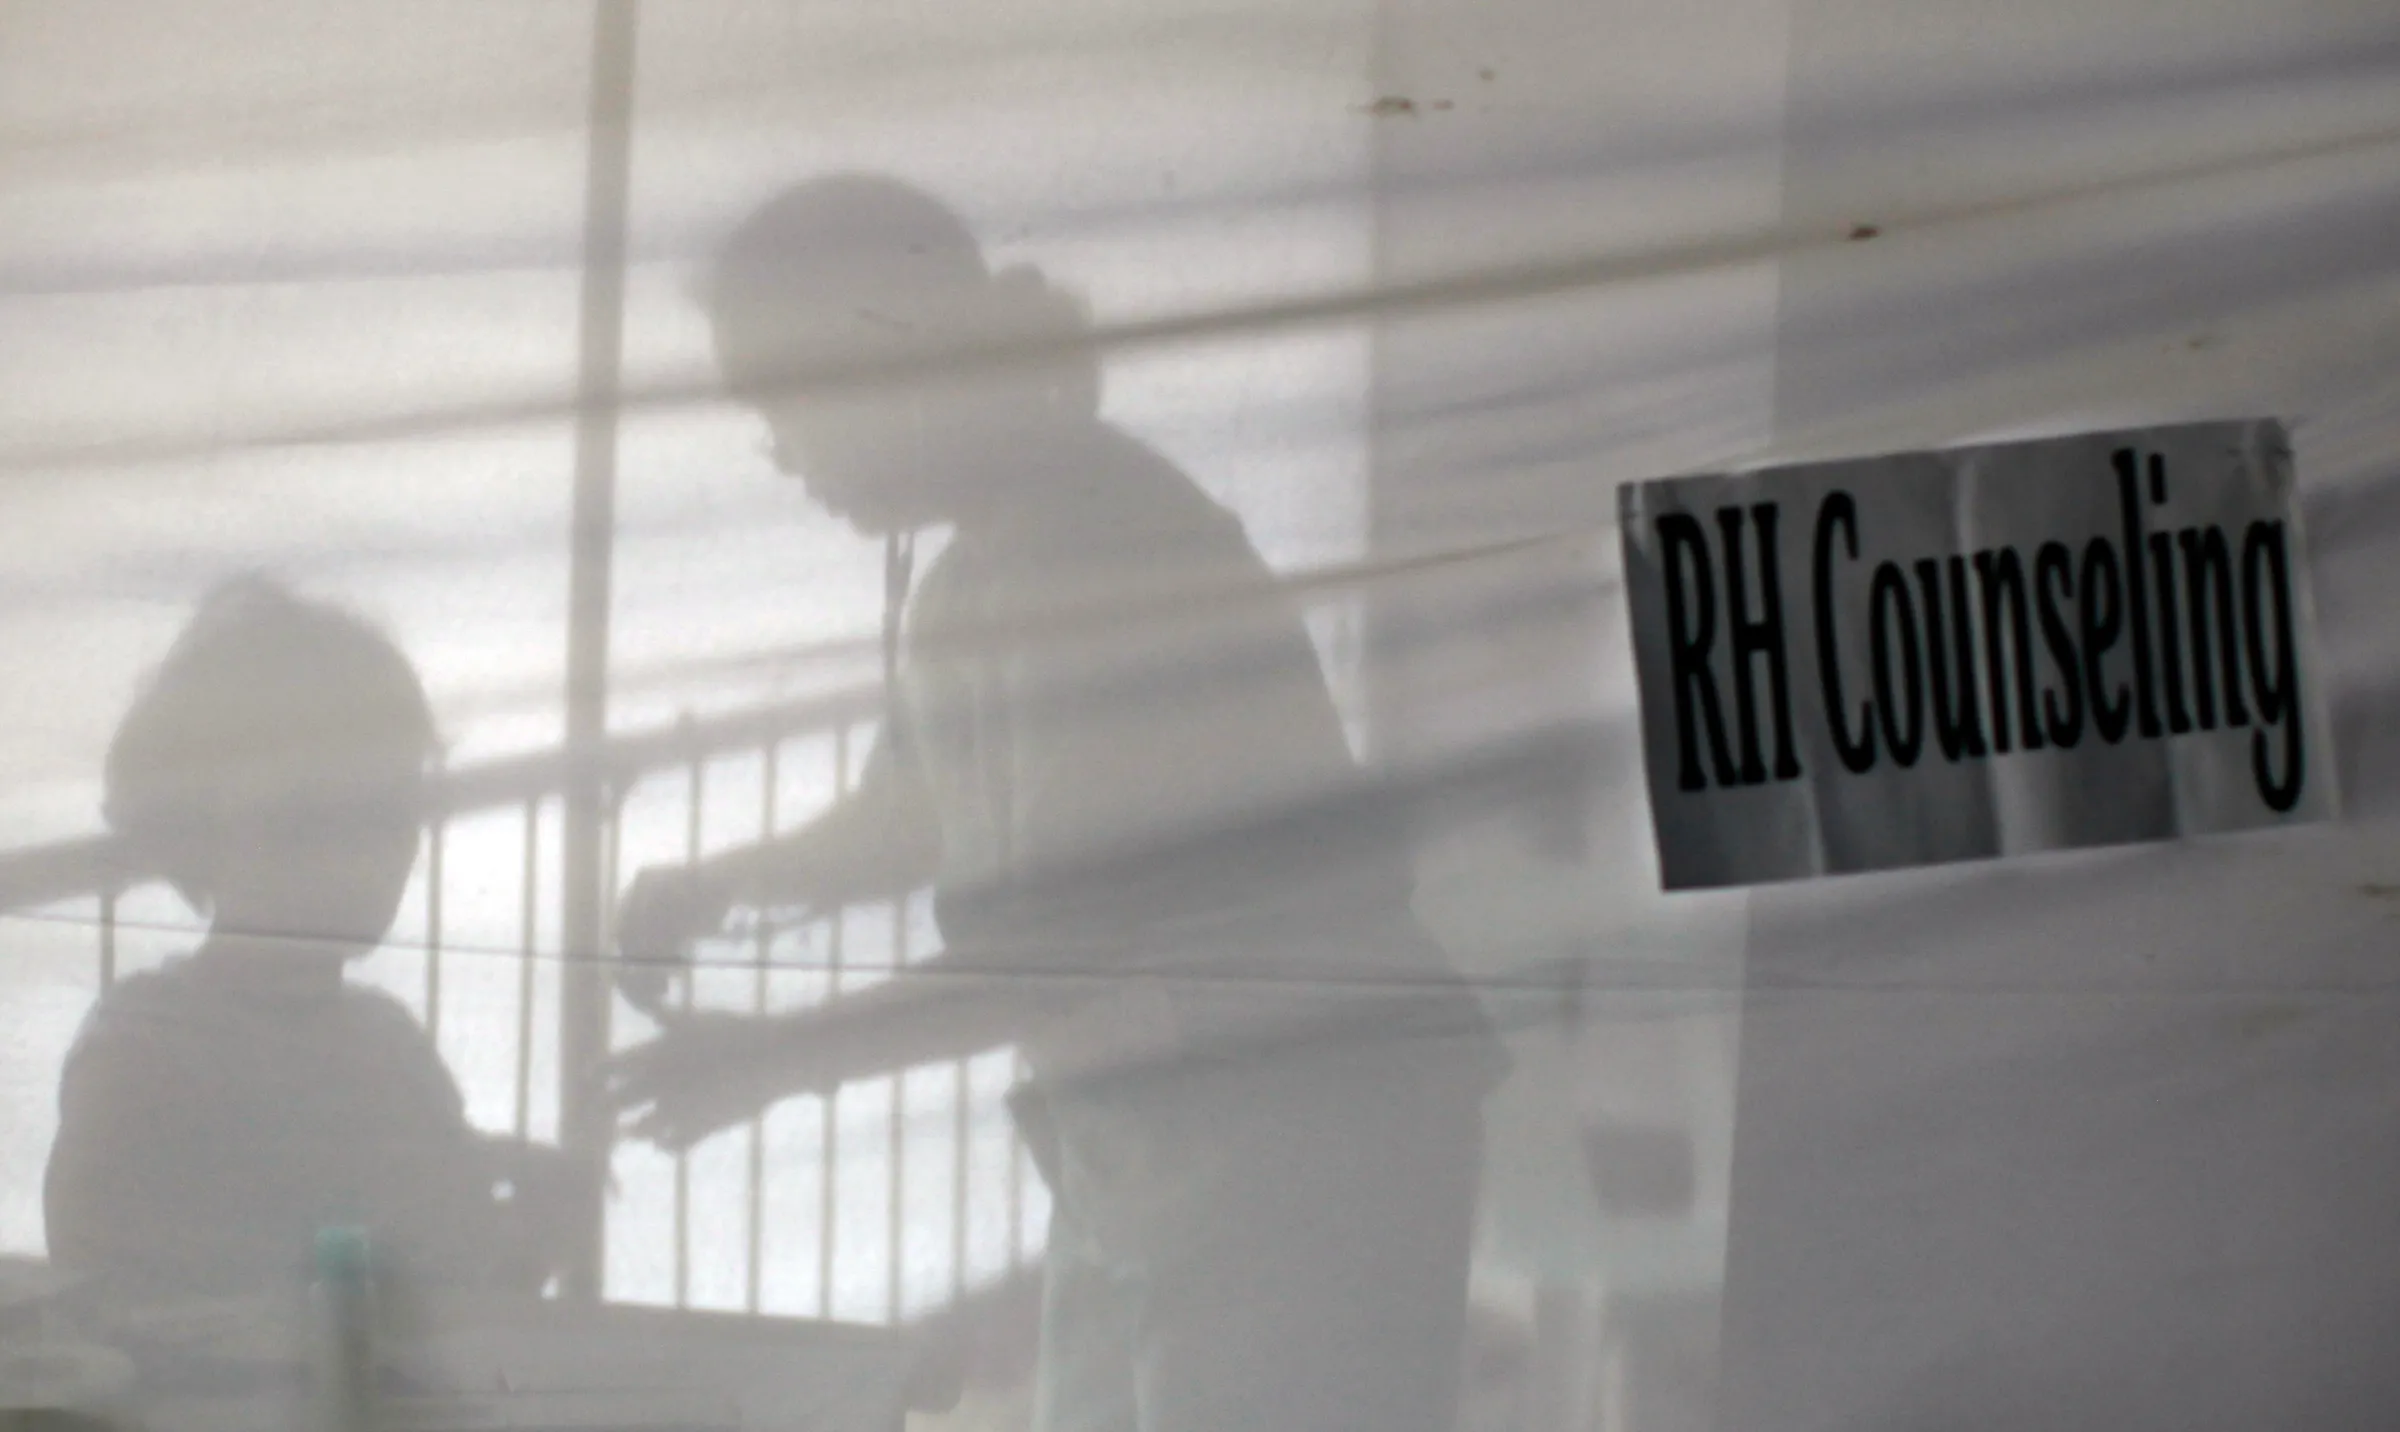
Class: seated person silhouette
604,175,1508,1432
44,578,586,1298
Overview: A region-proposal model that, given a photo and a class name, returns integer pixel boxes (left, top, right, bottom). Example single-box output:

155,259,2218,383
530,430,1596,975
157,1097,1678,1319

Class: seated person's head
104,578,436,961
703,174,1101,533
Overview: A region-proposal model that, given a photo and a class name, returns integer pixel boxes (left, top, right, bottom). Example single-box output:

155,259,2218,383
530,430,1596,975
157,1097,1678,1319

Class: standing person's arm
710,736,941,906
605,947,1041,1150
603,735,977,1146
614,736,941,964
605,562,1295,1150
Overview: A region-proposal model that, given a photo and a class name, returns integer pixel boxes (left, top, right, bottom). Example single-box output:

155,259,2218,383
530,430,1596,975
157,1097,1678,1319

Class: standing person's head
104,578,437,963
703,175,1100,533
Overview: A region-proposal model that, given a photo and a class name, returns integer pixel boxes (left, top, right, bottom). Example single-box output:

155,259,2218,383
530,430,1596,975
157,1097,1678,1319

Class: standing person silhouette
46,578,591,1299
604,175,1505,1432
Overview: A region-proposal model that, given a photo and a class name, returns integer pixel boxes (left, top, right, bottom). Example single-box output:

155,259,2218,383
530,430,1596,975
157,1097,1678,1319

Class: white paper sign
1619,419,2330,890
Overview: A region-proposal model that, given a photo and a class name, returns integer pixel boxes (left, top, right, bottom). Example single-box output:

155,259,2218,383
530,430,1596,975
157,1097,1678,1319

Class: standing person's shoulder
1088,429,1241,530
1062,427,1269,581
905,531,980,635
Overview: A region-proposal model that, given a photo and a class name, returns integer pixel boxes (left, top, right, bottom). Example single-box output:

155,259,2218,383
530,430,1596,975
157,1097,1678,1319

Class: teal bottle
310,1228,378,1432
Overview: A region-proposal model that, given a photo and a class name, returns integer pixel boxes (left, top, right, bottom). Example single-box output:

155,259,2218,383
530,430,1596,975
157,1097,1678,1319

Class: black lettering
2082,537,2130,743
1974,548,2043,753
2151,529,2193,734
1870,563,1924,768
1814,492,1876,773
1717,503,1802,784
2179,527,2247,730
1914,555,1988,761
1658,513,1737,791
2035,541,2084,747
2242,521,2304,812
2115,448,2162,738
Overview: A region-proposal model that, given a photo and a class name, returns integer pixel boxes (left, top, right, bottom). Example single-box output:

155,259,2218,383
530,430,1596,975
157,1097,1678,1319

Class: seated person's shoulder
328,980,471,1118
60,961,220,1093
62,965,460,1126
332,976,441,1045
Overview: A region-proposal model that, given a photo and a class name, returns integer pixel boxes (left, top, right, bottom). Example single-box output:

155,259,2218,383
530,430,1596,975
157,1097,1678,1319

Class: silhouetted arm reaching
614,735,940,974
602,952,1036,1150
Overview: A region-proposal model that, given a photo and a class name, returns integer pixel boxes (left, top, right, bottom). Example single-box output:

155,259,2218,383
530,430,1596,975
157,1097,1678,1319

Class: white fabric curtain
2,2,2395,1429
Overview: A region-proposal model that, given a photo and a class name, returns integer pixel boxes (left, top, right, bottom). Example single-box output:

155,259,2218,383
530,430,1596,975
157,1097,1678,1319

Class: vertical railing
744,741,776,1314
1009,1057,1028,1270
424,809,446,1045
516,799,543,1139
97,885,118,989
950,1047,970,1306
673,722,703,1310
818,728,851,1318
885,901,909,1321
556,0,639,1303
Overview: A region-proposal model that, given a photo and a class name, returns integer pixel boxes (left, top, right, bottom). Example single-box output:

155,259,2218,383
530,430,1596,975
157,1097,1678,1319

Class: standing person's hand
611,864,729,1017
601,1011,826,1152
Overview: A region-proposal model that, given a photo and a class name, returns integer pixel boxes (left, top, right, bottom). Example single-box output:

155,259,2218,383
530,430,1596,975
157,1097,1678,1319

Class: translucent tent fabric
1,3,2396,1431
